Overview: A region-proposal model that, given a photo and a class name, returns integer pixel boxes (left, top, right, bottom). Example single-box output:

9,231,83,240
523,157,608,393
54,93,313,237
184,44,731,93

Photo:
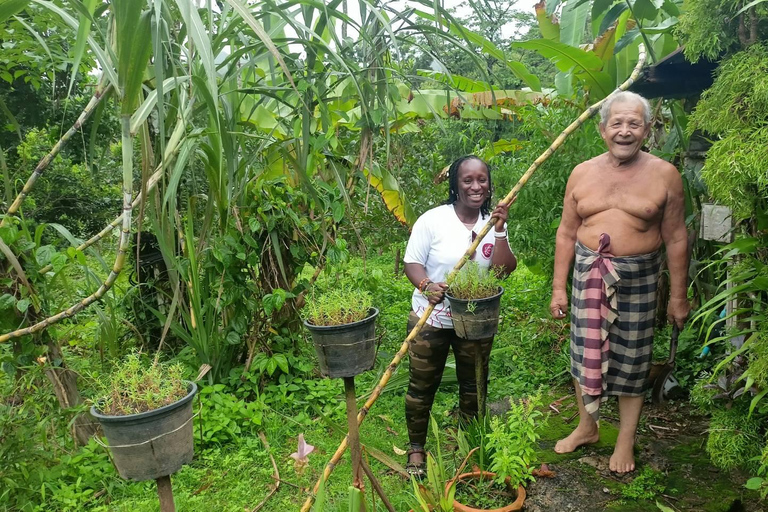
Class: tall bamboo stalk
299,45,648,512
0,81,110,227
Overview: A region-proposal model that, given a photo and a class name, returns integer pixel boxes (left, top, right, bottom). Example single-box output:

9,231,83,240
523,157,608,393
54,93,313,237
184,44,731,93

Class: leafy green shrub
96,353,187,416
195,384,266,447
689,43,768,219
706,407,763,472
621,466,666,501
304,288,373,326
485,390,545,488
446,262,503,300
676,0,744,62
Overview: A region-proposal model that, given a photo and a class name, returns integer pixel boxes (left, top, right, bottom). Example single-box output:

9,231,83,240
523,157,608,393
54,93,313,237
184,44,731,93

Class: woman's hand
491,202,510,232
424,281,448,304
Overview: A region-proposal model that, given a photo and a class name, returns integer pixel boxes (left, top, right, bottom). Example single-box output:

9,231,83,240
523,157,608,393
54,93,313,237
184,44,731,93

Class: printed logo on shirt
482,243,493,259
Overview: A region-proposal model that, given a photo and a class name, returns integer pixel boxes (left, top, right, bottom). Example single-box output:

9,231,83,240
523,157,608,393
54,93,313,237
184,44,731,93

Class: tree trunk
44,338,99,446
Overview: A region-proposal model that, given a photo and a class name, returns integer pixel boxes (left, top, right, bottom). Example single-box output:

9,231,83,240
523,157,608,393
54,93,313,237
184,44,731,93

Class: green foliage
304,287,373,326
676,0,751,62
446,261,503,300
195,383,265,447
485,390,545,488
409,416,457,512
689,43,768,219
745,442,768,499
11,128,121,236
706,407,763,472
95,353,187,416
621,467,666,501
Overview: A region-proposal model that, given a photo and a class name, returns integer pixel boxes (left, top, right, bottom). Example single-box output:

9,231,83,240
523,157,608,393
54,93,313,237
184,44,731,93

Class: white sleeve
404,214,431,265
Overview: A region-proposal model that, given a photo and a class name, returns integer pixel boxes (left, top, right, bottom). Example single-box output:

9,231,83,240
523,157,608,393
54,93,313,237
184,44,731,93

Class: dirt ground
519,397,763,512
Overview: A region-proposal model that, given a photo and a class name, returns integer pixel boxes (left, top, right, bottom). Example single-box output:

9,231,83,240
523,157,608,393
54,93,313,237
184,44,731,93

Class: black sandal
405,448,426,477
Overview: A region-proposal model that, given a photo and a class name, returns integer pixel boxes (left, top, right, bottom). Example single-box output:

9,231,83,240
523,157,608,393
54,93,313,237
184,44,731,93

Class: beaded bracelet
418,278,432,293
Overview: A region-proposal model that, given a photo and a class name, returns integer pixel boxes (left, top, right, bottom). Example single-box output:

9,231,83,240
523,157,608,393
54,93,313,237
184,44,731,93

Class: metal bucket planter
91,381,197,482
448,471,526,512
304,308,378,378
446,287,504,340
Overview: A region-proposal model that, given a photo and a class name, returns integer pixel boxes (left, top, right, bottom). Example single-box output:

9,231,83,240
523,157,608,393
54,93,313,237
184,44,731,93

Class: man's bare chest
573,174,666,222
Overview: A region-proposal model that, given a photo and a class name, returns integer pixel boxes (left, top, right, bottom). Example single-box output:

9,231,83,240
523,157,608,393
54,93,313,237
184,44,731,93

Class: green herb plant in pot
445,262,504,341
91,353,197,511
303,288,378,378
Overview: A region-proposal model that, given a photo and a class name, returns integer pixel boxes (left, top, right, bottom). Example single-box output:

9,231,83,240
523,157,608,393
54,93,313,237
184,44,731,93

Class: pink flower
290,434,315,473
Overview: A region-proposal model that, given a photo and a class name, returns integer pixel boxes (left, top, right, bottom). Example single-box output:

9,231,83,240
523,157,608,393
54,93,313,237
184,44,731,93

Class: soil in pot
449,471,526,512
455,477,516,509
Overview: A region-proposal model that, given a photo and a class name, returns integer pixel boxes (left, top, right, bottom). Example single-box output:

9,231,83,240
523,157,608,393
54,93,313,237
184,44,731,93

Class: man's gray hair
599,91,651,126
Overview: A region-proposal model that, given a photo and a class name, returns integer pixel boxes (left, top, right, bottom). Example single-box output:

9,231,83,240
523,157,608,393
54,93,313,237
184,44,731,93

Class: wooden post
156,475,176,512
344,377,364,490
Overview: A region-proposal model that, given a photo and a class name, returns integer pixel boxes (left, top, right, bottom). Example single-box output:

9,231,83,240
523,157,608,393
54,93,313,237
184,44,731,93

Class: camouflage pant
405,311,493,447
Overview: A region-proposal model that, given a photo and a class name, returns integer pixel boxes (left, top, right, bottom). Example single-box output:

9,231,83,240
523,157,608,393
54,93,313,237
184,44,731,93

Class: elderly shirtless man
549,91,690,474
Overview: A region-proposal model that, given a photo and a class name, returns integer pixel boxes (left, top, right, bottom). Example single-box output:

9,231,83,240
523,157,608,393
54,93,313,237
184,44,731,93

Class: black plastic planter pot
91,381,197,482
446,287,504,340
304,308,379,378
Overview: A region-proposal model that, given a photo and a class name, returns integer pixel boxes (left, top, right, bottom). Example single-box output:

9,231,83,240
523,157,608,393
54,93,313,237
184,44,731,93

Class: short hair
599,91,651,126
445,155,493,218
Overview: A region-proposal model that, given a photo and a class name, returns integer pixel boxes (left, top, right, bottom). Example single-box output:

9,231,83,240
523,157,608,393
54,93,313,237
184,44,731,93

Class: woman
402,155,517,474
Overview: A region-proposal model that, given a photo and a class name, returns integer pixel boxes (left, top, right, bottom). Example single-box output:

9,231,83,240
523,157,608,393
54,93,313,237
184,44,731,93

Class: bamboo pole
299,44,648,512
1,81,110,227
36,112,188,275
0,97,195,343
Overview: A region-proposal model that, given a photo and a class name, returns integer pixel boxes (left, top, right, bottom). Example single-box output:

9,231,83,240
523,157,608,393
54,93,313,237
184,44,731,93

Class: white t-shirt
404,204,505,328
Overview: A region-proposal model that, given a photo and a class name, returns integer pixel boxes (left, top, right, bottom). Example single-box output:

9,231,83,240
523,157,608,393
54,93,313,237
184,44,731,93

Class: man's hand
550,290,568,319
667,297,690,328
424,281,448,305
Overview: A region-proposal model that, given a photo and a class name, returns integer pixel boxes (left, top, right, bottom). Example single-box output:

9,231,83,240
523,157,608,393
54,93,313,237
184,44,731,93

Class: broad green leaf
614,27,640,54
642,17,679,34
30,0,118,90
514,39,603,73
416,70,491,92
632,0,660,20
535,1,560,41
745,477,765,490
130,76,190,134
592,0,616,19
661,0,680,16
68,0,97,95
545,0,562,16
598,3,628,37
555,71,574,97
174,0,217,110
655,502,675,512
560,0,590,47
0,0,28,24
113,0,152,114
507,61,542,91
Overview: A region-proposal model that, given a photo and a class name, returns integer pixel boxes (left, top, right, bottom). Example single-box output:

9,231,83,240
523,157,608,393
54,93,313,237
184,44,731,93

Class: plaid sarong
570,234,661,422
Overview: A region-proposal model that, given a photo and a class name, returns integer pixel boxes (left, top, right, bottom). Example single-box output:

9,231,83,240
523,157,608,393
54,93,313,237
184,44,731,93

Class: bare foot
609,436,635,473
554,425,599,454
